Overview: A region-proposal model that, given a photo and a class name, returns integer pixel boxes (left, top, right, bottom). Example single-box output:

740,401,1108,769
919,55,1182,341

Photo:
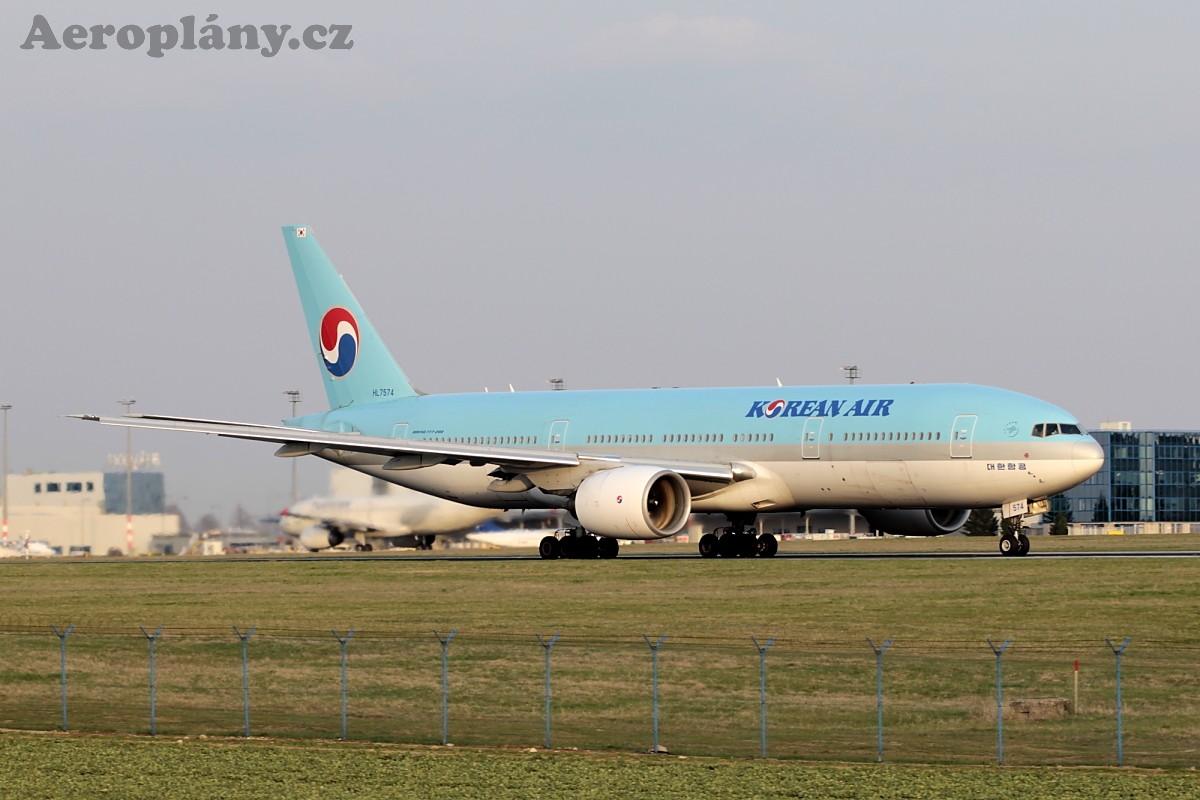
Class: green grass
0,535,1197,771
0,732,1197,800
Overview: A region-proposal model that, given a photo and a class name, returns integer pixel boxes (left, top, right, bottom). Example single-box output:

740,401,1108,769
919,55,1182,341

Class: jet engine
573,466,691,539
298,526,344,551
858,508,971,537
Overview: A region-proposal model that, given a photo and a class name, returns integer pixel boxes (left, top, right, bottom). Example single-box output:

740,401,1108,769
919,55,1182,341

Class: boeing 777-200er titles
74,226,1104,560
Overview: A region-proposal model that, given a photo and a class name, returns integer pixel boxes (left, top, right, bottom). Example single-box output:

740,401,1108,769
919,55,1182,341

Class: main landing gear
539,528,619,560
999,531,1030,557
698,515,778,559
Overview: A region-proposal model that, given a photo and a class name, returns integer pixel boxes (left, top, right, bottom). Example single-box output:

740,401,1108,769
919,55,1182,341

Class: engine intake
574,466,691,539
859,508,970,537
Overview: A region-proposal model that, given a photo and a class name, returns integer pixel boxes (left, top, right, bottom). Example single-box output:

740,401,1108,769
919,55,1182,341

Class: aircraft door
392,423,409,439
802,417,824,459
548,419,569,450
950,415,977,458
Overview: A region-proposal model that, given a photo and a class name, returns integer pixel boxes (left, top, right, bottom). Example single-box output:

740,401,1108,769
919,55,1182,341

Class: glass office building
1052,428,1200,524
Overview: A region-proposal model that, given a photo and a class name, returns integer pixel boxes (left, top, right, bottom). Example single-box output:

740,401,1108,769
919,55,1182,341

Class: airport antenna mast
284,390,301,502
119,397,136,554
1,403,10,544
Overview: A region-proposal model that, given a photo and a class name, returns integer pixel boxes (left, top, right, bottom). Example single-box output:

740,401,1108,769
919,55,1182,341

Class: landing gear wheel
559,535,577,559
756,534,778,558
579,535,599,559
718,533,740,558
1016,533,1030,557
737,532,759,558
538,536,560,560
363,543,374,552
698,533,719,558
597,537,619,559
999,534,1018,557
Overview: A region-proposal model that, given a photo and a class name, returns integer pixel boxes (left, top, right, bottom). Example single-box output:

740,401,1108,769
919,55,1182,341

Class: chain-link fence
1,623,1195,767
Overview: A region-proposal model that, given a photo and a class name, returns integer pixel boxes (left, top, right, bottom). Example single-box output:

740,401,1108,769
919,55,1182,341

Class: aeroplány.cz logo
20,14,353,58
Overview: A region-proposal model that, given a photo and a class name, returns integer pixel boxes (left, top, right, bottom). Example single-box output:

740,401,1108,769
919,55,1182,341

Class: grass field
0,731,1197,800
0,534,1197,782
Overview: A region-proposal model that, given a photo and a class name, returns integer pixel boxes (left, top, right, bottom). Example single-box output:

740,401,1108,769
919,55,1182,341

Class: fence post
751,636,776,759
233,626,256,737
642,634,667,753
536,633,561,749
140,626,164,735
1105,636,1132,767
433,630,457,745
50,624,74,731
333,629,355,741
986,638,1012,765
866,637,894,763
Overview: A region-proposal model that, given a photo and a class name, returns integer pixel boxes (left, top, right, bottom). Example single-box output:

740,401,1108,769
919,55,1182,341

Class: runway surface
309,549,1200,562
12,549,1196,565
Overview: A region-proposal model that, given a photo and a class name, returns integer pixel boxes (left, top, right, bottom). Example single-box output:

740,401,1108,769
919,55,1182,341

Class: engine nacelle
859,508,971,537
298,526,344,551
574,466,691,539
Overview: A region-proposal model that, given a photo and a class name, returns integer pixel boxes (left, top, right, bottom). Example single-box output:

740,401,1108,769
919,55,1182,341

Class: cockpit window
1032,422,1082,437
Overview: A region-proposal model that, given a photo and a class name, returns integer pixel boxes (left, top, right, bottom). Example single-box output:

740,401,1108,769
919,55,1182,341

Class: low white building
2,468,180,555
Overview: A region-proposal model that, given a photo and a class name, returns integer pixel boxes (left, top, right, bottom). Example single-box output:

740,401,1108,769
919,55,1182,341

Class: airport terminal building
1,454,181,555
1051,423,1200,534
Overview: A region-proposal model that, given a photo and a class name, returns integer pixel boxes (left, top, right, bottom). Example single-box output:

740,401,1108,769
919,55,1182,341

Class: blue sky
3,3,1198,523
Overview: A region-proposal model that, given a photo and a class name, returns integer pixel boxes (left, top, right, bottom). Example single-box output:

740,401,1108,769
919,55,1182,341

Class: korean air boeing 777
75,226,1104,559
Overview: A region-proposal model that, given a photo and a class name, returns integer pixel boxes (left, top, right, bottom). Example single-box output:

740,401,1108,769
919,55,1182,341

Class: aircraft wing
70,413,737,483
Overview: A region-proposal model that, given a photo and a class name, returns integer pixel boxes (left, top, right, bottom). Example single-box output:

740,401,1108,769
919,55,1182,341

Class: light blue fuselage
288,382,1100,513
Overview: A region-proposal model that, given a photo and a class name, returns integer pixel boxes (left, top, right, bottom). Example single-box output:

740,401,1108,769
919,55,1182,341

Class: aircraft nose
1072,440,1105,480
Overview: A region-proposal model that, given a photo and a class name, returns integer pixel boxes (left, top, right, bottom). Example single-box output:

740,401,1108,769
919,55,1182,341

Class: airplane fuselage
289,382,1102,517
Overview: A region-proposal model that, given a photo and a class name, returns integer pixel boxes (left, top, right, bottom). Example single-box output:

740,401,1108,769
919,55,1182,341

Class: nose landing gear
999,531,1030,557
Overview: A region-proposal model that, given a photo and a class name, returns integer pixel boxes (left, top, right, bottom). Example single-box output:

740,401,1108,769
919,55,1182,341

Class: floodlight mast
284,390,302,502
1,403,11,544
119,398,136,554
841,365,860,384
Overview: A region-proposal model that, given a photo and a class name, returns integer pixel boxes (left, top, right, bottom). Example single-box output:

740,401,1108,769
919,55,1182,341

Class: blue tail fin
282,225,418,408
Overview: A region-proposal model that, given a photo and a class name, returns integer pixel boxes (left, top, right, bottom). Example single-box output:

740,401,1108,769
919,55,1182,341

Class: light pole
119,398,136,555
1,403,11,544
283,390,301,502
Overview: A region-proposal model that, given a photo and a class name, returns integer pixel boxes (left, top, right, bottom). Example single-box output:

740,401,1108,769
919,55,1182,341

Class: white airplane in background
0,538,56,558
280,490,499,551
74,225,1105,560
